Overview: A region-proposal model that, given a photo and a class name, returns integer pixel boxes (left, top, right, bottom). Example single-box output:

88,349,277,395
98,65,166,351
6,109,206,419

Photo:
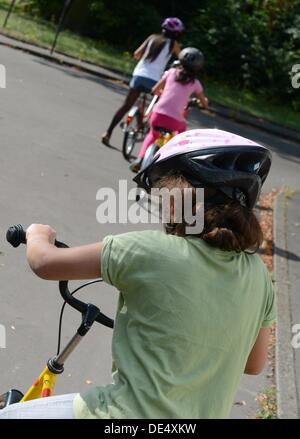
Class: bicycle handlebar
6,225,114,329
6,224,67,249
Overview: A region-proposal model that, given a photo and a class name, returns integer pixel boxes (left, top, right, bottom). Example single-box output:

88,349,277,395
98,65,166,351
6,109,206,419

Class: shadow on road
273,246,300,262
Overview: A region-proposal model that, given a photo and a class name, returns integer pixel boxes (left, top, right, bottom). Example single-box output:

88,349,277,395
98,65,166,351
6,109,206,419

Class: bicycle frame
21,330,84,402
137,93,148,127
121,93,145,130
122,93,157,131
1,295,110,407
144,94,158,119
21,367,57,402
155,131,174,148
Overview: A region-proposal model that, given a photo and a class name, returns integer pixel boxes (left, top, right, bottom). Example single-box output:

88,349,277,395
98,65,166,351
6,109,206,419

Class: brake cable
56,279,103,355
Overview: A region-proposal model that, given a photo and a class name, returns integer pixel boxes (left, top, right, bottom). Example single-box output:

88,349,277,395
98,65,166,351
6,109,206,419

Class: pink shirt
154,68,203,122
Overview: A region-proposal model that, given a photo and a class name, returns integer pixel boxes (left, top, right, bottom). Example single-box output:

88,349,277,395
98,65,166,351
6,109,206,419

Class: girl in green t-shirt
0,129,275,419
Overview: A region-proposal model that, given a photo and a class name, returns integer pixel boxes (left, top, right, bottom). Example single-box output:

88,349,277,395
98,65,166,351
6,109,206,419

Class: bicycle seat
153,126,172,135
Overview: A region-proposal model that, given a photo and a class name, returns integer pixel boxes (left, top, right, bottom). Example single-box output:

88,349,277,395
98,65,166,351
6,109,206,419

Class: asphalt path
0,45,299,417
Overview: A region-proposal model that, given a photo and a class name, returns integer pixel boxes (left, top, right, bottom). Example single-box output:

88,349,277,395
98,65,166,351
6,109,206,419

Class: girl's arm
133,35,152,61
172,40,181,57
244,327,271,374
195,91,209,110
152,77,167,96
26,224,102,281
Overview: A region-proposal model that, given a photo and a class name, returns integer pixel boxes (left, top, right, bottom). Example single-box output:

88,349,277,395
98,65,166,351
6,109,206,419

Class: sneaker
101,132,111,147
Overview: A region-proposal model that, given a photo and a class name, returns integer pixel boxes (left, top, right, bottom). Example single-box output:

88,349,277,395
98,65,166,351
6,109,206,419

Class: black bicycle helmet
133,129,272,209
178,47,204,72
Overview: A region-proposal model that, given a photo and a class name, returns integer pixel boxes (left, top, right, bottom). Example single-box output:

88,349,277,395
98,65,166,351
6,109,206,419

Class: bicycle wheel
122,128,137,161
122,111,140,162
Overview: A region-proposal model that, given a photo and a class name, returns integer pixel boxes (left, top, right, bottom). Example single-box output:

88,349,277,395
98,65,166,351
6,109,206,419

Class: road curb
0,33,127,83
1,32,300,144
274,192,299,418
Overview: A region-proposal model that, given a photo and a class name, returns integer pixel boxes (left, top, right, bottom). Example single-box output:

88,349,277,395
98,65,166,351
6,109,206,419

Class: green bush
186,0,300,109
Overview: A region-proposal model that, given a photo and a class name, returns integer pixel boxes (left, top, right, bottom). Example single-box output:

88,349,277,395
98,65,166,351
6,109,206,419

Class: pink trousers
138,112,186,158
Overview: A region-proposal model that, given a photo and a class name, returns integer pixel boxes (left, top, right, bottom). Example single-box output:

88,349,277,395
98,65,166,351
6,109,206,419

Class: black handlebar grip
6,224,26,247
6,225,68,249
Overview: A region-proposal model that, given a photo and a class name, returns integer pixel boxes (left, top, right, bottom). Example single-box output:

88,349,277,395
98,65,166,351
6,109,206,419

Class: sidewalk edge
274,192,298,418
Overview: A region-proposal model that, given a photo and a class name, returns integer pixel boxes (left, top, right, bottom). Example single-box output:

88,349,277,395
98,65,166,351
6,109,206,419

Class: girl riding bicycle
101,17,183,147
130,47,209,173
0,128,275,419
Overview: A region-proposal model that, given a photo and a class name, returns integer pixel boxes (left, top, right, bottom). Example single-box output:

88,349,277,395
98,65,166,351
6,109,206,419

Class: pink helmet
133,129,272,209
162,17,184,34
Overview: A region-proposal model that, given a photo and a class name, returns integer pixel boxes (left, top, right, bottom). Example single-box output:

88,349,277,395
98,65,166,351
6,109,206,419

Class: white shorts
0,393,77,419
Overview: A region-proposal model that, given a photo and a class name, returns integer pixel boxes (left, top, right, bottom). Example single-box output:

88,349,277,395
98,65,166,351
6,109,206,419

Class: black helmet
133,129,272,209
178,47,204,72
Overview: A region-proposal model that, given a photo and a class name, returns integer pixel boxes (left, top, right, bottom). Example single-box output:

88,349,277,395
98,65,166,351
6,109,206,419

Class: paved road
0,45,299,417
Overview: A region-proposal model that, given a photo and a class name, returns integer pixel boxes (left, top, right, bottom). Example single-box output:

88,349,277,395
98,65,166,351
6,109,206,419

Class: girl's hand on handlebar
26,224,57,245
151,87,162,97
195,92,209,110
199,97,209,110
26,225,102,281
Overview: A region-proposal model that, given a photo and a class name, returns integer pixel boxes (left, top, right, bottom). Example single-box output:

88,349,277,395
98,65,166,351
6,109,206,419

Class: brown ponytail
144,34,174,62
154,172,263,253
175,66,196,84
200,202,263,253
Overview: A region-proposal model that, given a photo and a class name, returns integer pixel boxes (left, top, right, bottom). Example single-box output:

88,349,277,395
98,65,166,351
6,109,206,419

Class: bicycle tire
122,129,137,161
122,124,138,161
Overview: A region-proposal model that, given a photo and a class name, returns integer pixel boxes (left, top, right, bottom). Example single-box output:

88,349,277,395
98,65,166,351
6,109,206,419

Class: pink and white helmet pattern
155,129,265,164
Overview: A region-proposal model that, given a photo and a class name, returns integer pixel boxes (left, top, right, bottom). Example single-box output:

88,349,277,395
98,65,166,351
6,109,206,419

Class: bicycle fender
141,144,158,171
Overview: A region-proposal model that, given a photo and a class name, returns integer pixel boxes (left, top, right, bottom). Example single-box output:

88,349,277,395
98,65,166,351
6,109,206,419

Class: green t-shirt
73,230,276,419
